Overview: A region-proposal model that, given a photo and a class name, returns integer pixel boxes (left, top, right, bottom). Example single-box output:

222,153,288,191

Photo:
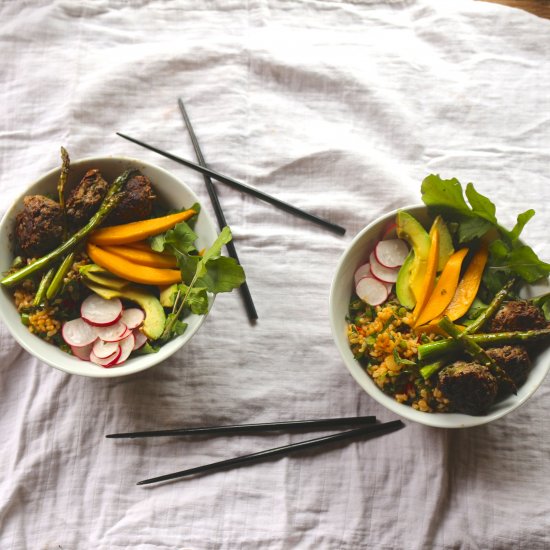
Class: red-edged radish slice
71,342,93,361
356,274,390,296
132,329,147,350
374,239,409,268
93,339,120,359
380,279,394,293
81,294,123,327
121,308,145,330
356,277,389,306
354,263,372,285
382,223,397,240
114,333,136,365
90,347,122,367
62,318,98,347
95,321,129,342
369,252,400,284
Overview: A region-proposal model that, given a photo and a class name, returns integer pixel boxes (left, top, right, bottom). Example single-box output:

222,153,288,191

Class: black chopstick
177,98,258,322
116,132,346,236
136,420,404,485
106,415,377,439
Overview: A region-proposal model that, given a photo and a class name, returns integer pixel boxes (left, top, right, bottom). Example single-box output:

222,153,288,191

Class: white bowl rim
0,155,218,378
329,203,550,428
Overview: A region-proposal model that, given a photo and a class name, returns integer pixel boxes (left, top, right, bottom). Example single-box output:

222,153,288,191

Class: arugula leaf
464,183,497,224
508,209,535,242
164,313,188,336
456,216,492,244
531,293,550,321
421,176,471,215
175,285,209,315
151,221,198,254
196,256,246,293
160,226,245,341
421,174,550,286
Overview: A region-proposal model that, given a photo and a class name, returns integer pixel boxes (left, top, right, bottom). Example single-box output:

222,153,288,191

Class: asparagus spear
1,169,136,288
58,147,70,241
465,278,516,335
45,251,75,300
33,268,55,306
418,327,550,362
419,360,445,380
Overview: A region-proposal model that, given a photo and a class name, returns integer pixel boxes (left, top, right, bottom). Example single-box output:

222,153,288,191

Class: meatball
437,361,498,415
490,300,547,332
65,170,156,228
107,173,156,225
14,195,64,257
486,345,531,388
66,169,110,228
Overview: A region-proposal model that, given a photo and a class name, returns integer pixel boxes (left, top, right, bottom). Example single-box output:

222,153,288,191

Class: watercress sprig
155,223,245,341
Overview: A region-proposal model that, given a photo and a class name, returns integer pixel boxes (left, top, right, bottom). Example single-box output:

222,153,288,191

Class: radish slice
81,294,123,327
374,239,409,268
93,339,120,359
382,223,397,240
354,263,372,285
132,329,147,350
369,252,400,284
121,308,145,330
71,342,93,361
115,333,136,365
90,347,122,367
62,318,98,347
356,277,389,306
95,321,129,342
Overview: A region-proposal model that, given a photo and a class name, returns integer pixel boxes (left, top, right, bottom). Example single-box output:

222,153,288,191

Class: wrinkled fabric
1,1,549,549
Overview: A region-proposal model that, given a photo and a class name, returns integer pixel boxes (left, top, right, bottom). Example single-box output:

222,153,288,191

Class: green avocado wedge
396,211,430,306
430,215,454,272
395,250,416,309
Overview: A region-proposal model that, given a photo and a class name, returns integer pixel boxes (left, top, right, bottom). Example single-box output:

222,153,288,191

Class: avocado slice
80,264,130,291
159,283,179,308
83,281,166,340
395,250,416,309
396,211,430,303
429,215,454,272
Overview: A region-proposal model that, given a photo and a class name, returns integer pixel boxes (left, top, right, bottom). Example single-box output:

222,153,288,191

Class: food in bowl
345,175,550,416
0,149,245,369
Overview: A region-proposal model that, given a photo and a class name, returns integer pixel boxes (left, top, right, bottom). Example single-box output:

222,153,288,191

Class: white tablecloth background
1,1,549,548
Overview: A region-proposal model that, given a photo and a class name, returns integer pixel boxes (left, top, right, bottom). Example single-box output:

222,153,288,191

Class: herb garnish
152,222,245,341
421,175,550,292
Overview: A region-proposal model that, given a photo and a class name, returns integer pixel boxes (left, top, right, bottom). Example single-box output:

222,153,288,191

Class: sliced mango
414,247,469,327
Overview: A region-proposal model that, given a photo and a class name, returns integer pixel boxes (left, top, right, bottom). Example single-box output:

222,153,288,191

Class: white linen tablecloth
1,1,549,548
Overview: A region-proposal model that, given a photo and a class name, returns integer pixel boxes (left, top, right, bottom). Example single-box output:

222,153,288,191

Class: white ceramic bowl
329,204,550,428
0,156,218,378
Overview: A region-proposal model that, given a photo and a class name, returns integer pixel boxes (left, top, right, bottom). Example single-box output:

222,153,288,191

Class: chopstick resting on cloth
106,415,378,438
135,420,404,486
106,416,404,485
177,98,258,322
116,132,346,235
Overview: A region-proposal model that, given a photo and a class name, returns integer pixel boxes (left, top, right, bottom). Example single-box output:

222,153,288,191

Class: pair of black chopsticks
117,99,346,321
106,416,404,486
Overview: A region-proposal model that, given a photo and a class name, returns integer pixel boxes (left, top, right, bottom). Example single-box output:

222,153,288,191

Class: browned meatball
486,345,531,388
107,174,156,225
14,195,64,257
437,361,498,415
66,170,156,228
66,169,110,228
490,300,547,332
